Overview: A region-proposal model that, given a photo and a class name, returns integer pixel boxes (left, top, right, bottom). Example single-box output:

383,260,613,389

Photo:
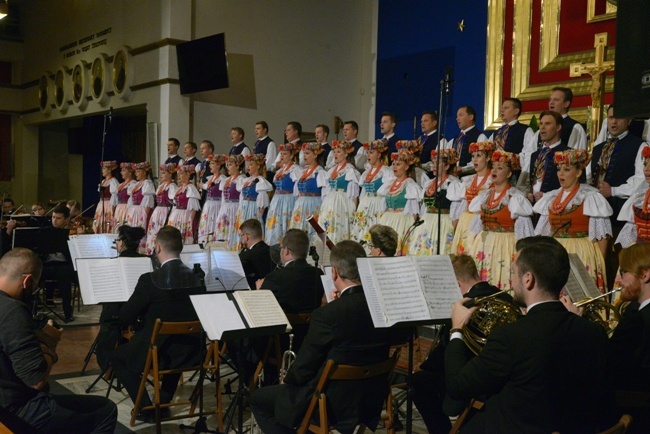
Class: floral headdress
430,148,460,166
119,162,134,171
227,154,245,167
390,149,418,167
301,142,325,155
491,150,521,171
245,153,267,166
279,143,301,155
643,147,650,161
363,139,389,154
158,163,178,173
396,139,423,154
178,164,196,174
134,162,151,171
100,160,117,169
207,154,227,165
469,141,495,154
332,140,355,154
553,149,591,170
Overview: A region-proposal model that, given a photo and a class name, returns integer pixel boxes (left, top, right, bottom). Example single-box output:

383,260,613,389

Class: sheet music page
357,259,388,327
182,244,204,253
190,293,246,340
233,290,292,331
566,254,600,301
366,257,429,326
211,250,250,291
120,258,154,299
68,240,79,271
180,251,218,292
77,258,127,304
413,255,463,320
321,266,336,303
71,234,118,258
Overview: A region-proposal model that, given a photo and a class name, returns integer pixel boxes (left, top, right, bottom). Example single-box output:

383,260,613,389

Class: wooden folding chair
296,351,400,434
598,414,633,434
129,319,222,433
449,399,484,434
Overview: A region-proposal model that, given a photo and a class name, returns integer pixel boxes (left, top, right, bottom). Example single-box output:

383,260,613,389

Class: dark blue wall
376,1,488,141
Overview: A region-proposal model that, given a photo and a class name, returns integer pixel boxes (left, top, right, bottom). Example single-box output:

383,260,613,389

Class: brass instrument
279,334,296,384
574,287,621,337
461,290,522,355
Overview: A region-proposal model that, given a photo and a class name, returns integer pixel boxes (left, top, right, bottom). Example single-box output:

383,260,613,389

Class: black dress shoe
64,316,74,323
135,408,171,423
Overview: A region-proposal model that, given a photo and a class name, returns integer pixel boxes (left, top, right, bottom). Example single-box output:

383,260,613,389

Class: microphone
444,67,454,95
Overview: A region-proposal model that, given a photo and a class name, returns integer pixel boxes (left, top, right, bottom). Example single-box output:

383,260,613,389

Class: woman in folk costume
126,162,155,229
289,142,328,237
235,154,273,237
111,163,137,233
534,149,611,292
351,139,394,243
197,154,227,244
93,160,119,233
469,150,534,288
167,164,201,244
215,155,246,249
396,139,429,186
450,142,494,254
616,147,650,248
145,163,178,254
377,149,423,255
319,140,361,244
265,143,301,245
409,148,463,255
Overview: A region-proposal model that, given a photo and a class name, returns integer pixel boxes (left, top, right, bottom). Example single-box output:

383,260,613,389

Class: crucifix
569,32,615,150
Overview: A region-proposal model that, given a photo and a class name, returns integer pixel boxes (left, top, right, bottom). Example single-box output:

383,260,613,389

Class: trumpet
574,287,621,337
461,289,522,355
279,334,296,384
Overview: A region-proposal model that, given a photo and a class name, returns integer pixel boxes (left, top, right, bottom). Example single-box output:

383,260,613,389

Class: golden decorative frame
484,0,615,128
587,0,616,23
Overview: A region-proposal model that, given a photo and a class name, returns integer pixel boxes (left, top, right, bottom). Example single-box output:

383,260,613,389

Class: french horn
574,287,621,337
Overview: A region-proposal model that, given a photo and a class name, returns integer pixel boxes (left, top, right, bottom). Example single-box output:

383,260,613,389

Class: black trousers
110,342,181,408
42,261,73,318
16,391,117,434
249,385,295,434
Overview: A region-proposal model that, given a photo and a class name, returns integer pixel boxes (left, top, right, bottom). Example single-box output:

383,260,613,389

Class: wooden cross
569,32,615,149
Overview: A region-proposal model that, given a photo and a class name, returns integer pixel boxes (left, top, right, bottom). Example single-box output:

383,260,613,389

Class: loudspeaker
613,0,650,118
176,33,229,95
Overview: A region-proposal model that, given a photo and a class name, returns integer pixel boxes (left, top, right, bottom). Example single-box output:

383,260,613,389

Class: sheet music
68,234,118,270
180,251,218,292
413,255,463,319
182,244,204,253
357,259,389,327
233,290,291,331
321,266,336,303
211,250,250,291
368,257,430,325
76,257,152,304
566,254,601,301
190,293,246,340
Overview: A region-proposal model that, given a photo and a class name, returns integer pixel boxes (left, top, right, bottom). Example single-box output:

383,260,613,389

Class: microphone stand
98,107,114,233
436,69,453,255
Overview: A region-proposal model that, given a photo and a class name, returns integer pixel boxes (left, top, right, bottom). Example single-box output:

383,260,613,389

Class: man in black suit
413,253,513,434
445,237,609,433
419,110,441,171
448,106,488,170
380,112,400,154
342,120,367,171
110,226,206,422
250,241,392,434
522,111,568,203
229,127,251,157
258,229,324,351
238,218,274,290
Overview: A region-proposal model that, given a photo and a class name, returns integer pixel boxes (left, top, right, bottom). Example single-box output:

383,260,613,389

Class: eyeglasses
618,268,627,278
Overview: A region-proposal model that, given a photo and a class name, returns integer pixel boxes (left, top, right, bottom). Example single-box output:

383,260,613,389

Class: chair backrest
149,319,202,345
598,414,633,434
286,313,311,327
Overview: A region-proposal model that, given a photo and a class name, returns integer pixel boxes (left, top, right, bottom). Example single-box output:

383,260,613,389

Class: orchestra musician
93,161,119,234
446,238,610,433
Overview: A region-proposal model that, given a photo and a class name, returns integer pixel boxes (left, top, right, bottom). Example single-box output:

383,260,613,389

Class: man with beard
445,237,609,433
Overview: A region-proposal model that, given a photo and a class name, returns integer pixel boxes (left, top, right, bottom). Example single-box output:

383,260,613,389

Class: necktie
455,132,466,155
593,137,618,186
254,140,261,152
534,145,552,183
495,124,510,151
